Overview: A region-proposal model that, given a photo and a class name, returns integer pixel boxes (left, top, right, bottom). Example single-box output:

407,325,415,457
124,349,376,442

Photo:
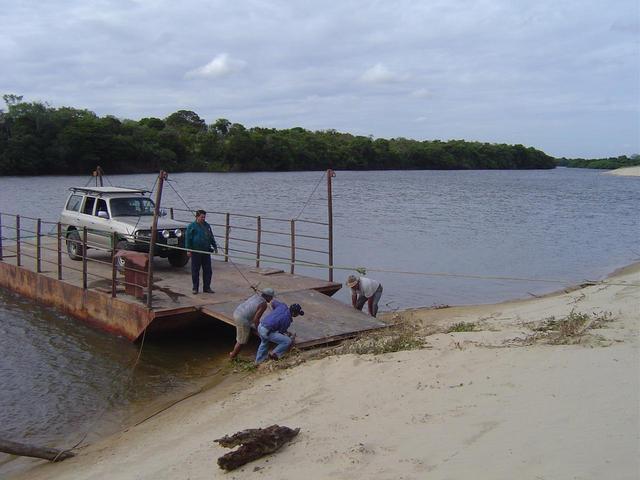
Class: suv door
78,196,101,249
91,198,113,250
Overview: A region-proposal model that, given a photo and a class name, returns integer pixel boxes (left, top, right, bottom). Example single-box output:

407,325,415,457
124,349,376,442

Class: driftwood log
0,439,74,462
215,424,299,471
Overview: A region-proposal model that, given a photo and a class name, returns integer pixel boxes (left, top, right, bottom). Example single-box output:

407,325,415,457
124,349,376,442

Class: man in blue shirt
255,300,304,364
185,209,218,294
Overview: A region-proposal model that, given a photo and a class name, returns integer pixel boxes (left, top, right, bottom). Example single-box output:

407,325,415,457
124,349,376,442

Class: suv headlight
174,229,183,238
135,230,151,240
162,229,170,239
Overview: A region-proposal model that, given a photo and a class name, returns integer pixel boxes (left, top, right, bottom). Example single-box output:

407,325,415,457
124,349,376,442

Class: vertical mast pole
147,171,167,308
327,169,335,282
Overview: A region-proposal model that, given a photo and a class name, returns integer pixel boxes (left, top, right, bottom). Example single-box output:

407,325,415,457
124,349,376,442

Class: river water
0,168,638,475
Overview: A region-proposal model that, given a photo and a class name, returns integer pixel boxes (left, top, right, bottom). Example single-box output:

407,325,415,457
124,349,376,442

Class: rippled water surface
0,168,638,475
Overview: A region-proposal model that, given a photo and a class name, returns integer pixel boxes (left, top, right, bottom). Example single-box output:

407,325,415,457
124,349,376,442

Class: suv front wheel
66,230,83,261
168,250,189,267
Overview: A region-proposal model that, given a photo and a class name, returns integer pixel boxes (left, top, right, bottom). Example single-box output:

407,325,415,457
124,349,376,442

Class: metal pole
256,216,261,268
111,232,117,298
16,215,21,267
95,165,104,187
224,213,230,262
0,213,3,261
57,223,62,280
327,169,335,281
82,227,88,290
36,219,41,273
290,219,296,275
147,170,167,308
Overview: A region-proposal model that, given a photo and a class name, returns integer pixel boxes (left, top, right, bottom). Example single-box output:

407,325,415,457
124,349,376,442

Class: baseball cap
289,303,304,316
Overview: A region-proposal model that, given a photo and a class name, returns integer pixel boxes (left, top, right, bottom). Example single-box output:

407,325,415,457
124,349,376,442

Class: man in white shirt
346,274,383,317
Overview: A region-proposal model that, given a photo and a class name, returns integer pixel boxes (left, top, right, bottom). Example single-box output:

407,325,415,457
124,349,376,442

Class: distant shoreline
605,166,640,177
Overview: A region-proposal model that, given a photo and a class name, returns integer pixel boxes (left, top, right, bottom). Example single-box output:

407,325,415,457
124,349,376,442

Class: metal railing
0,203,335,308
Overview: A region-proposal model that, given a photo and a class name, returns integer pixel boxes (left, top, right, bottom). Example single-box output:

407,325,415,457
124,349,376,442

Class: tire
66,230,83,261
115,240,128,271
168,250,189,268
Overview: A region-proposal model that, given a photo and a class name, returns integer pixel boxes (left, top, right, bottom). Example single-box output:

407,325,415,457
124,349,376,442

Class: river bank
11,262,639,479
606,165,640,176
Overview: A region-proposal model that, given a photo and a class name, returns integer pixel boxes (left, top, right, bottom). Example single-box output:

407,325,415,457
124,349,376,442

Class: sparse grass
528,310,614,344
333,328,424,355
447,322,476,333
230,358,258,372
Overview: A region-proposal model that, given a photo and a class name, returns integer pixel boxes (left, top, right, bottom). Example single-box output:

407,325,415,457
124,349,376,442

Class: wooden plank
200,289,386,347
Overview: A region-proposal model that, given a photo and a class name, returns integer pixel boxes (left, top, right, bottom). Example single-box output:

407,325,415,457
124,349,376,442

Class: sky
1,0,638,158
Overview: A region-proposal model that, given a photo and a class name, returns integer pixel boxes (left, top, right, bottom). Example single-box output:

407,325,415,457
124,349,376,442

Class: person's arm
351,288,357,308
367,296,374,316
208,224,218,253
185,224,193,257
252,303,267,328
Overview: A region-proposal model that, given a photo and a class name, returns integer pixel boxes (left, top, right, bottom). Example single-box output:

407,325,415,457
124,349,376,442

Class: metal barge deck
0,239,386,346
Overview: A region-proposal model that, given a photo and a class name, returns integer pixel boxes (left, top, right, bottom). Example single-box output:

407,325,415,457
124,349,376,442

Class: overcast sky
1,0,638,158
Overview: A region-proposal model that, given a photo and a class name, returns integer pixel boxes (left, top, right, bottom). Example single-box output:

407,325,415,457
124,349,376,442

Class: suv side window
83,196,96,215
95,199,108,216
66,194,83,212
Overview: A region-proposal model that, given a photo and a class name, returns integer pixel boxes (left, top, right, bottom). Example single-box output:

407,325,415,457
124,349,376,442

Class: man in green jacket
185,209,218,294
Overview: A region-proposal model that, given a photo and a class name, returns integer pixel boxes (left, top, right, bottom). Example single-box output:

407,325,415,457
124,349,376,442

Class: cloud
360,63,407,84
185,53,246,79
411,88,432,98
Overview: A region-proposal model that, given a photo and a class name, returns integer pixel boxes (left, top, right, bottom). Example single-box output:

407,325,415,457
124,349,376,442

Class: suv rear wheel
168,250,189,267
66,230,83,260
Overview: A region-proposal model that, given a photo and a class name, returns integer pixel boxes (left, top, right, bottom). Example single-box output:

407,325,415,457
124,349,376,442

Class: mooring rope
53,327,149,460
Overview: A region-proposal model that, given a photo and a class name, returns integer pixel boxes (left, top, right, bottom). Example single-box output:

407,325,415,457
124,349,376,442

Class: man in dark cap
255,300,304,364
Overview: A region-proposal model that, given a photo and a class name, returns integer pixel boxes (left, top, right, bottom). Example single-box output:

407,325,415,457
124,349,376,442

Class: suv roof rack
69,186,150,196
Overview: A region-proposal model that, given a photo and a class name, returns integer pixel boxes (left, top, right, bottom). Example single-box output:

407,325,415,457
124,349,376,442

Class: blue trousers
256,324,292,364
190,253,212,291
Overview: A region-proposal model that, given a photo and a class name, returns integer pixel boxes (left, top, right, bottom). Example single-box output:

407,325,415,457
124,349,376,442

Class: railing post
290,219,296,274
82,227,88,290
0,213,3,261
16,215,21,267
224,213,230,262
57,223,62,280
36,219,42,273
256,216,261,268
327,169,335,282
111,232,117,298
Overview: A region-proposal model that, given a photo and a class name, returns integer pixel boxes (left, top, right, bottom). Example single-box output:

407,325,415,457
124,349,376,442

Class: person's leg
355,294,367,311
230,313,251,359
370,285,383,317
202,254,212,291
255,325,271,364
268,331,292,359
190,253,201,291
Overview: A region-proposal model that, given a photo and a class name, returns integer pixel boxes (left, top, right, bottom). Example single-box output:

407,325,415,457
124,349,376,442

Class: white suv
59,187,190,267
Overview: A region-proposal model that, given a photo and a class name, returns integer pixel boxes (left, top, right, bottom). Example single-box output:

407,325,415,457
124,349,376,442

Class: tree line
0,94,609,176
556,155,640,170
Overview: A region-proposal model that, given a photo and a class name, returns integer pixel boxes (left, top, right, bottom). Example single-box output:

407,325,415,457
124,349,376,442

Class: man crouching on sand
255,301,304,364
229,288,275,360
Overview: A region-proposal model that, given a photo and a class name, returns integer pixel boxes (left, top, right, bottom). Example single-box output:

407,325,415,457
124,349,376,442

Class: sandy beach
10,263,640,480
605,166,640,177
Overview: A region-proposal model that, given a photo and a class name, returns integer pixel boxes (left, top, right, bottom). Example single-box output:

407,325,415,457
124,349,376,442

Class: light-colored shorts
233,311,252,344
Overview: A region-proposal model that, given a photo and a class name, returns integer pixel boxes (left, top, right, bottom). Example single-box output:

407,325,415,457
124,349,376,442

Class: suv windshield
110,197,156,217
